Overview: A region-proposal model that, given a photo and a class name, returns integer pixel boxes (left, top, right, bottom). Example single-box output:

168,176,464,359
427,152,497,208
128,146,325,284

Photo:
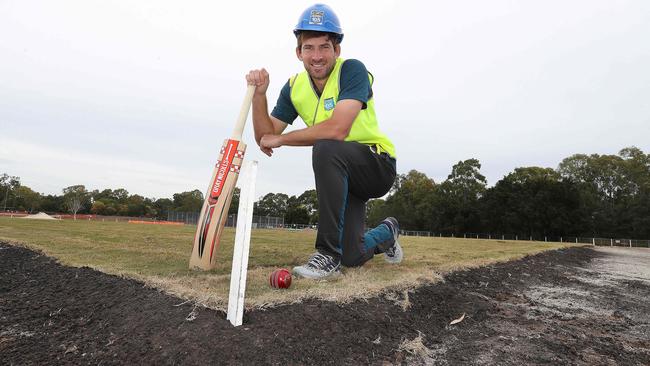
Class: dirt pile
21,212,59,220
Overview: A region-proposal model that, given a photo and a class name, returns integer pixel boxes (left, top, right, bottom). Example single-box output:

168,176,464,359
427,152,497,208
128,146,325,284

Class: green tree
615,147,650,238
62,185,91,219
153,198,174,220
297,189,318,224
90,200,107,215
629,188,650,238
557,147,650,237
228,188,241,215
14,186,42,213
113,188,130,203
142,197,157,217
1,173,21,211
126,194,146,217
92,189,116,201
104,203,119,216
436,159,486,233
254,193,289,217
91,189,119,216
366,198,388,227
383,170,436,230
481,167,581,237
40,194,65,213
172,190,204,212
619,146,650,195
285,195,311,225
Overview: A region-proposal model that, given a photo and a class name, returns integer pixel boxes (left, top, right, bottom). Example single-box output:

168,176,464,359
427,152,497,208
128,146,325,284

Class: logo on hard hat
309,10,324,25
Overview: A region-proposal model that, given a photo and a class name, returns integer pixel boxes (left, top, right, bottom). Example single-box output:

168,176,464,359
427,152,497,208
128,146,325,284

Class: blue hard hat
293,4,344,43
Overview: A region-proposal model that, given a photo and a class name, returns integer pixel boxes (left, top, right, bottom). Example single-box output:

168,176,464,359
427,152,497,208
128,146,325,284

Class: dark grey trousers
312,140,397,267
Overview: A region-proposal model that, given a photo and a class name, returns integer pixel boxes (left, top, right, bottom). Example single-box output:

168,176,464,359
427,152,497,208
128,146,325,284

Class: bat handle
231,85,256,140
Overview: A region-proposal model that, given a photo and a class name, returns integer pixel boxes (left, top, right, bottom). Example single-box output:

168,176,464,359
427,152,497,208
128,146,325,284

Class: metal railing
399,230,650,248
167,212,284,228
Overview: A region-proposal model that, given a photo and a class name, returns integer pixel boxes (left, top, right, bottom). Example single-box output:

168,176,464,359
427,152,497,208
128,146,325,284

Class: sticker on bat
210,140,240,199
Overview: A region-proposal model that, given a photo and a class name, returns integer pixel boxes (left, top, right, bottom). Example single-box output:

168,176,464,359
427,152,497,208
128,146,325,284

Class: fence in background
3,210,646,248
167,212,649,248
400,230,650,248
0,211,161,222
167,211,284,228
167,211,200,225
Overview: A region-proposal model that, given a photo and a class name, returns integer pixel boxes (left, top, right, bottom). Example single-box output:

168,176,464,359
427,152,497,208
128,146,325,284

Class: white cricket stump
227,160,258,327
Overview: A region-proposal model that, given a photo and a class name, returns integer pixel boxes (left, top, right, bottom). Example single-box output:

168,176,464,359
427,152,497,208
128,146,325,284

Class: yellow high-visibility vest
289,58,396,158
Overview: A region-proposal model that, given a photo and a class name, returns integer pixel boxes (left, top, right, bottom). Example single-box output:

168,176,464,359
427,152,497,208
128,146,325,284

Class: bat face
190,138,246,270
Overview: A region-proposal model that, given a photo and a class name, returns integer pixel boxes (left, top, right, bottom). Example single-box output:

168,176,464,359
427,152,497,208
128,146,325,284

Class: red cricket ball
269,268,292,289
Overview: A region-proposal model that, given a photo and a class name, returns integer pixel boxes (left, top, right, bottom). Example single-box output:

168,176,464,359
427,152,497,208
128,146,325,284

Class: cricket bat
189,85,255,270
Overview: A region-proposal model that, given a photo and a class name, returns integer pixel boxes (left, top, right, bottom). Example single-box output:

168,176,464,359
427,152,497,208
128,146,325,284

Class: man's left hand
260,134,282,156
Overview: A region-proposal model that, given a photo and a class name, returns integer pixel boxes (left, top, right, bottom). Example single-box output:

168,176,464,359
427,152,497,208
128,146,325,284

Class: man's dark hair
296,31,342,49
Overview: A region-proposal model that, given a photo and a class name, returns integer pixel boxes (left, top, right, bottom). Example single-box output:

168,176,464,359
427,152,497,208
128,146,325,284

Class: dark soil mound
1,243,648,365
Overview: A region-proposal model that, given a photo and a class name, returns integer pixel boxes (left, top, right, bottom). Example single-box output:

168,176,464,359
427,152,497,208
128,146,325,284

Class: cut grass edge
2,238,584,312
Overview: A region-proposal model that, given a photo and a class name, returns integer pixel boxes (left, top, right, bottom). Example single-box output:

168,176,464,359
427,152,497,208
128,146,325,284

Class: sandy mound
22,212,59,220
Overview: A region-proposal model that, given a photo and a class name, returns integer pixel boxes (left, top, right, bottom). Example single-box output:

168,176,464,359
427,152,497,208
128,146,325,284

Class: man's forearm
277,119,348,146
252,94,276,144
273,100,359,146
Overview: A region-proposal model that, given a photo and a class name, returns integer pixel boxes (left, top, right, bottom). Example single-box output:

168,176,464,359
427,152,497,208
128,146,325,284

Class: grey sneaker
293,252,341,279
382,217,403,264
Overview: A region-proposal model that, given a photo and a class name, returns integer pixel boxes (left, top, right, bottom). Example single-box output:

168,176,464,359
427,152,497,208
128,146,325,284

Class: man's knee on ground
341,253,370,268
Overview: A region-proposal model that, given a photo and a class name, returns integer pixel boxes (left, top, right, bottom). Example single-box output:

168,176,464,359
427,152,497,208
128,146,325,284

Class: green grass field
0,217,577,310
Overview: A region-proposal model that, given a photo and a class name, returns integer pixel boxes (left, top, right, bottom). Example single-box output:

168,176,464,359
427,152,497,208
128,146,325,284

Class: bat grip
231,85,256,140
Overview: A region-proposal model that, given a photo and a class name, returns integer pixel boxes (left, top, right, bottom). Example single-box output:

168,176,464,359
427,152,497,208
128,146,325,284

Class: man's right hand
246,68,270,95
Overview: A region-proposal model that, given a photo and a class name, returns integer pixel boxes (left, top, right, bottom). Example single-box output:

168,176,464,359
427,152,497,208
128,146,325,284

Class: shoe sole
384,241,403,264
293,267,341,280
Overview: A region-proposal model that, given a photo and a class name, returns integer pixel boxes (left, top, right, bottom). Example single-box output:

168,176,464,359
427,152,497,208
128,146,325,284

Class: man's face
296,34,340,82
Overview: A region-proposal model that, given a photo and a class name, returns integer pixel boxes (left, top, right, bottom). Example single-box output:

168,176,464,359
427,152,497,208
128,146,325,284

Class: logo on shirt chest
323,97,336,111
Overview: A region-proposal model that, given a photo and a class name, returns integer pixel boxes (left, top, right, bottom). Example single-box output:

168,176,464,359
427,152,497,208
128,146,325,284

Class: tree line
0,178,205,220
366,146,650,239
0,173,318,223
2,146,648,238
